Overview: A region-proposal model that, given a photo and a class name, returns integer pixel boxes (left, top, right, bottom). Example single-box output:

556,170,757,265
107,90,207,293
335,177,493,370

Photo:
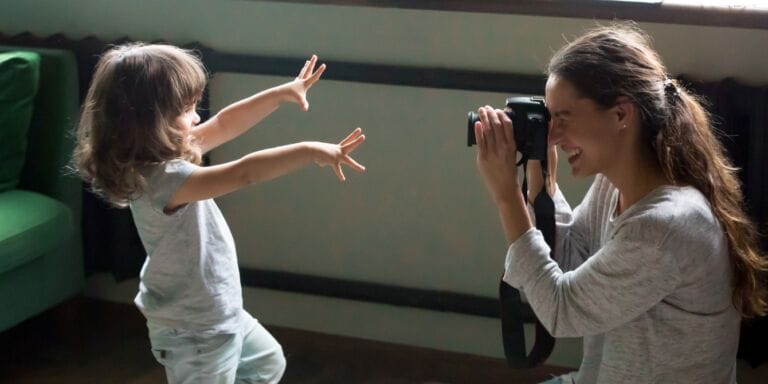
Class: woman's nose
193,111,201,125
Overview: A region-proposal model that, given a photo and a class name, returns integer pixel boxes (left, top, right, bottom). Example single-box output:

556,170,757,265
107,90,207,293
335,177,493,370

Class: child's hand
310,127,366,182
284,54,326,111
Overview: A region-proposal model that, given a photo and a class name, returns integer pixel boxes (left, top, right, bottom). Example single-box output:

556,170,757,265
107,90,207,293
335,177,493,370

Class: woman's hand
474,106,521,206
282,54,326,111
310,127,366,182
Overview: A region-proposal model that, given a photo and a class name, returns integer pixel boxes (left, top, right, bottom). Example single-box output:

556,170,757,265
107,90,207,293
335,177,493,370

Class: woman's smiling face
545,75,625,178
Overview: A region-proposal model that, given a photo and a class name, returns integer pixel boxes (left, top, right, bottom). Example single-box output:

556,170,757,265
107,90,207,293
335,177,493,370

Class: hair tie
664,77,679,105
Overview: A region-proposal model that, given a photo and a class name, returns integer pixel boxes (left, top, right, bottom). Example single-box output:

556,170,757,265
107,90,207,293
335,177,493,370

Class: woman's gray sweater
503,175,740,384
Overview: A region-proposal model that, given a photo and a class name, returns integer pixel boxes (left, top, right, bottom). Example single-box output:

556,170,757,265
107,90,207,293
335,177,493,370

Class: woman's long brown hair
548,23,767,318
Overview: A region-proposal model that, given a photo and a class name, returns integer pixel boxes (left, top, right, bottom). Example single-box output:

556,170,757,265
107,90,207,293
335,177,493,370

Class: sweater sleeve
537,178,602,272
502,213,681,337
551,185,592,272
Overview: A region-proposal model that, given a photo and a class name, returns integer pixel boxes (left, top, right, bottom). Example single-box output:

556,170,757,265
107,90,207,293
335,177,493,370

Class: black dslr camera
469,97,557,368
467,96,550,161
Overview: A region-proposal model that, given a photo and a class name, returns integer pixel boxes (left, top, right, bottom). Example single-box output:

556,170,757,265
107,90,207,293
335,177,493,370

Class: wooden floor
0,297,570,384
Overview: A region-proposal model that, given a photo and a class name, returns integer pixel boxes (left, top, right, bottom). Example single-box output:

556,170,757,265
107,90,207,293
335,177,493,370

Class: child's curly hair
73,43,207,207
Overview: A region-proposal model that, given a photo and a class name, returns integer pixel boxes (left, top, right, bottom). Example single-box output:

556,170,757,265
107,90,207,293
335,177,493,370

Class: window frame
261,0,768,30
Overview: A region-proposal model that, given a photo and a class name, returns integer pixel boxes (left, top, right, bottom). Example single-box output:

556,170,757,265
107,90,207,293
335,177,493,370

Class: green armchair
0,46,84,332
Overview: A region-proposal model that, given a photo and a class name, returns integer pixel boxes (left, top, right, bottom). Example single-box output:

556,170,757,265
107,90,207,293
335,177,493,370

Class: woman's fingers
498,110,514,147
478,107,496,151
487,108,506,151
474,121,486,155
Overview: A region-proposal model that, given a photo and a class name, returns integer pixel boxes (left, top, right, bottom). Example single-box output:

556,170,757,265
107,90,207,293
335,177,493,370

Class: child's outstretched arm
192,55,326,154
164,128,365,213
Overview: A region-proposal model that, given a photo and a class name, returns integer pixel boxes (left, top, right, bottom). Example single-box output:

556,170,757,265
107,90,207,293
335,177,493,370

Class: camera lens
466,96,548,158
467,111,479,146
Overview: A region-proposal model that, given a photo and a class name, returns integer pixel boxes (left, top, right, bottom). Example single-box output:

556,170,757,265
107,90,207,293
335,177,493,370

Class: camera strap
499,157,556,368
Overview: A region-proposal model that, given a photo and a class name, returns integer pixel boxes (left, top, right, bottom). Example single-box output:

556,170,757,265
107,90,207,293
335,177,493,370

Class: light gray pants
540,372,576,384
147,313,286,384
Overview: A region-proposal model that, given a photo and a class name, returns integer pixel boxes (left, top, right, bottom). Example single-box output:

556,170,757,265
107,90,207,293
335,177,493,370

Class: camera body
467,96,549,161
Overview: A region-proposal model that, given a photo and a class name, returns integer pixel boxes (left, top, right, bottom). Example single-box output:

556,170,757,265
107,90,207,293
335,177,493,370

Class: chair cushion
0,51,40,192
0,190,72,274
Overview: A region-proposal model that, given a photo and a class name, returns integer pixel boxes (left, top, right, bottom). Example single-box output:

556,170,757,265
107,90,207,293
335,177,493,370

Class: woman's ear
613,96,634,130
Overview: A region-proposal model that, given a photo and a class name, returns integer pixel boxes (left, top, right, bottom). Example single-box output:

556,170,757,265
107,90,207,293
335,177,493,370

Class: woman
473,23,767,384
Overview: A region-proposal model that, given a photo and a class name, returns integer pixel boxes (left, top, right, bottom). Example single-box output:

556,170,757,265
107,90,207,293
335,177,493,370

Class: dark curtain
683,77,768,368
81,193,146,280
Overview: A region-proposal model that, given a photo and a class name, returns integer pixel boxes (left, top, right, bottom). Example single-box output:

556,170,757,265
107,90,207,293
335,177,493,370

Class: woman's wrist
496,192,534,244
496,189,527,213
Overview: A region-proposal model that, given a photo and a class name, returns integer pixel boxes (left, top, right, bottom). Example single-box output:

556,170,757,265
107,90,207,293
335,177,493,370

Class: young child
73,43,366,383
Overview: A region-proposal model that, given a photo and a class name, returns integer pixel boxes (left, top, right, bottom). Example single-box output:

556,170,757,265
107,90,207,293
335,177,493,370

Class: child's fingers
340,127,363,145
307,63,326,85
341,134,365,154
298,59,310,79
333,164,346,182
306,54,318,77
342,155,366,172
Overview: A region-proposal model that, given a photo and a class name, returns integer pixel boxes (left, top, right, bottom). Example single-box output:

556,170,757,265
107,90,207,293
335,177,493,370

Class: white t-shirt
130,159,243,334
505,174,740,384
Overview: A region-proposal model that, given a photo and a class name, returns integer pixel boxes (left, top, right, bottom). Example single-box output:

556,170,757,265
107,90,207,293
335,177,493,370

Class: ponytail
658,81,768,318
